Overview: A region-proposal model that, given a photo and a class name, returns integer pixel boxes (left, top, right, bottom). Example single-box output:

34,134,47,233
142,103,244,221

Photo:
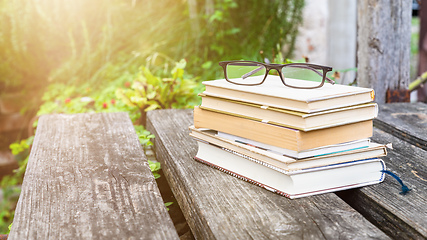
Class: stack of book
190,75,387,199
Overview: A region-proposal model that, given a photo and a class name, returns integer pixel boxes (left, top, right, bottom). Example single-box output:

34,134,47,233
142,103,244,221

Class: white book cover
194,140,386,199
189,126,387,171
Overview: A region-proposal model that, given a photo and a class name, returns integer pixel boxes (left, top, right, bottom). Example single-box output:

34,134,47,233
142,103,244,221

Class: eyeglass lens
281,64,324,88
224,62,325,88
225,62,266,85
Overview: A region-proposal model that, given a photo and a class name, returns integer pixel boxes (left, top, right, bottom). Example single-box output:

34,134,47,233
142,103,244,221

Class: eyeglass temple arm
283,65,335,85
325,76,335,84
241,59,270,79
242,67,264,79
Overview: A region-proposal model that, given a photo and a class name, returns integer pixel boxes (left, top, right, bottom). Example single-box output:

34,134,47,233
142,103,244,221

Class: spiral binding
221,147,288,174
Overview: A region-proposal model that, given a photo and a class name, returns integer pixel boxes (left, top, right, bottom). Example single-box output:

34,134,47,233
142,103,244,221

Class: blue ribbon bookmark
381,170,411,195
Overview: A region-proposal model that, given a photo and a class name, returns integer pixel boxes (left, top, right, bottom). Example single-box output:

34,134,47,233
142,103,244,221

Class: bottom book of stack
190,126,386,199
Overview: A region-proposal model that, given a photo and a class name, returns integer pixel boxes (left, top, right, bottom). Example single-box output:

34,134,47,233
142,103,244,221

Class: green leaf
146,90,157,100
175,59,187,69
142,67,160,86
132,81,145,92
134,125,154,146
144,102,160,112
153,172,161,179
172,68,184,80
164,201,173,211
115,89,136,107
9,138,31,156
148,160,161,172
130,96,147,108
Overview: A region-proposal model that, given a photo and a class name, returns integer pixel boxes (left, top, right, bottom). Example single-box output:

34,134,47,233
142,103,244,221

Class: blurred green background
0,0,304,106
0,0,305,234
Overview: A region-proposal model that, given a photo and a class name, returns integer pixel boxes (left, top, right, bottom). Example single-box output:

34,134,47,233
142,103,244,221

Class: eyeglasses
219,60,334,89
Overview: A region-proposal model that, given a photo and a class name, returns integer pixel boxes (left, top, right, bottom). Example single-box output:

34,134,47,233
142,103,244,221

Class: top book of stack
202,76,375,113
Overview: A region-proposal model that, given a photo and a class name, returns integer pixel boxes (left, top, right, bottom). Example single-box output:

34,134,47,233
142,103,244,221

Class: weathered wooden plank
147,109,390,240
338,128,427,240
374,103,427,150
9,113,179,240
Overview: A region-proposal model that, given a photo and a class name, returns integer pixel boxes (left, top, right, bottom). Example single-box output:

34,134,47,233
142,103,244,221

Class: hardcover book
203,76,375,113
194,140,386,199
193,106,373,151
217,131,371,159
200,94,378,131
189,126,387,171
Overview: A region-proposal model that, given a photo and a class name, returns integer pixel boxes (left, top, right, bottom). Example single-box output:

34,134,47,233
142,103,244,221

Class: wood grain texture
374,103,427,150
9,113,179,240
147,109,390,240
338,128,427,240
357,0,412,103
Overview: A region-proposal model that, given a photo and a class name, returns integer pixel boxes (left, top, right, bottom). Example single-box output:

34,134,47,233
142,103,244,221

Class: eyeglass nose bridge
262,65,284,79
263,63,282,71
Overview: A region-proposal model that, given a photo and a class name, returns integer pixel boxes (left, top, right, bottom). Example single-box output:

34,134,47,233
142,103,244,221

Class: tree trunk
357,0,412,103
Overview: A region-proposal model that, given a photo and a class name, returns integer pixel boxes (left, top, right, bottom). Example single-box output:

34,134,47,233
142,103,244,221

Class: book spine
193,156,290,198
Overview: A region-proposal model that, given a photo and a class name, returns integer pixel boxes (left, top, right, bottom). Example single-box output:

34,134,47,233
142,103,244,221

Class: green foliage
148,160,161,180
134,125,155,147
135,123,160,179
0,136,34,234
0,0,304,92
116,60,201,113
2,137,34,189
182,0,305,80
0,186,20,234
36,64,143,122
9,137,32,156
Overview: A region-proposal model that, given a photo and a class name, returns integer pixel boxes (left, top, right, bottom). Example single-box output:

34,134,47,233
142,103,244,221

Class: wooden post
357,0,412,103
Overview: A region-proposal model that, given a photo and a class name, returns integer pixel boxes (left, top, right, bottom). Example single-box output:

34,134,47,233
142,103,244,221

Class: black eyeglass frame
219,60,334,89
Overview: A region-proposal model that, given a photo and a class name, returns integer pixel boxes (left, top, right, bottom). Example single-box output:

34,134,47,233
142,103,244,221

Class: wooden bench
8,112,179,239
147,104,427,240
337,103,427,239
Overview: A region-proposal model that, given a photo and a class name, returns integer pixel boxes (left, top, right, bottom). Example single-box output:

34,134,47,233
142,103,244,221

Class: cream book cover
203,76,375,113
200,94,378,131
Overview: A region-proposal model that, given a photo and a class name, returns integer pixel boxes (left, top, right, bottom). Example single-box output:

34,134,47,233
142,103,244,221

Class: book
217,131,371,159
194,140,386,199
193,106,373,151
189,126,387,171
203,76,375,113
200,94,378,131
